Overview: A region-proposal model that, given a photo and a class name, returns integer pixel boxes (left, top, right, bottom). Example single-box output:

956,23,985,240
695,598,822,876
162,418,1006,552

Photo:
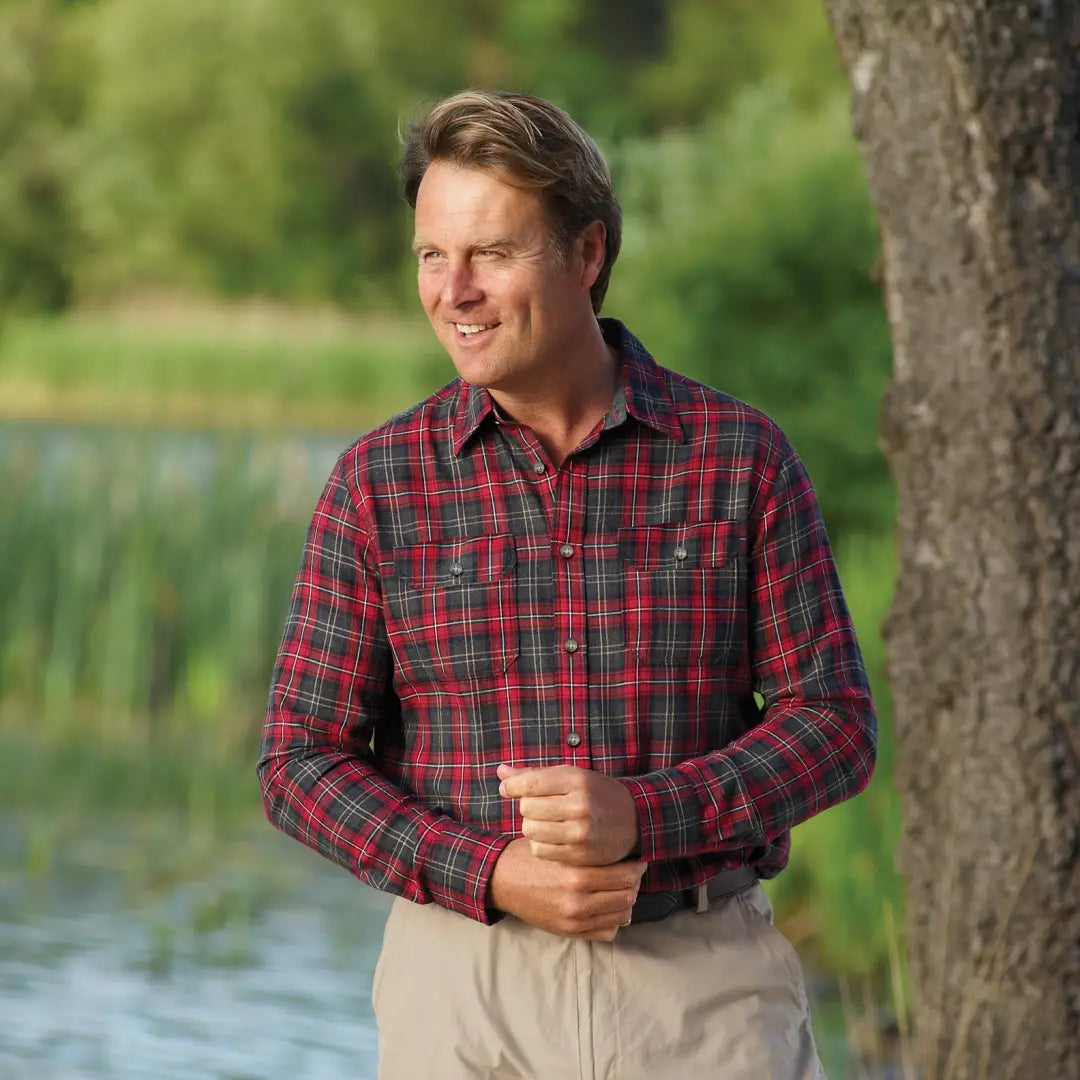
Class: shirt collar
450,318,684,455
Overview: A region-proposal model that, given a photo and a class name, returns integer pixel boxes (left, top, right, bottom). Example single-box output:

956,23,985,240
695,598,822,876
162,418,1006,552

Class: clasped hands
489,764,647,941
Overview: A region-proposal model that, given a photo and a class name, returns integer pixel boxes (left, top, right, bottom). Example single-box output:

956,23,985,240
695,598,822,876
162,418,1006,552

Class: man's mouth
454,323,498,336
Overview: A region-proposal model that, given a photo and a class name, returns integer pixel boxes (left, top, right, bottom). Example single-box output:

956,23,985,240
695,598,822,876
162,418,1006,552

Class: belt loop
696,883,709,914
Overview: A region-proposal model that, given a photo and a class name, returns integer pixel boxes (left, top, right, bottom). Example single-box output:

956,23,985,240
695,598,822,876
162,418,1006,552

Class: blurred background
0,1,903,1076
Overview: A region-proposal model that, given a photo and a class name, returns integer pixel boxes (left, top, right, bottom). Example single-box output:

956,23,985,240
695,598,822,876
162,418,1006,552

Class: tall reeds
0,428,332,827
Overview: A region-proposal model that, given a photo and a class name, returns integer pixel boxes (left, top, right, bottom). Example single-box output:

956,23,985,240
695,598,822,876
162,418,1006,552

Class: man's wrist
616,778,644,861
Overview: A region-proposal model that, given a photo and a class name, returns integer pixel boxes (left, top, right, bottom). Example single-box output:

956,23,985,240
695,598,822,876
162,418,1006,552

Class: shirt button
449,562,464,577
673,546,688,562
566,732,582,748
563,638,579,654
559,544,574,559
532,461,546,475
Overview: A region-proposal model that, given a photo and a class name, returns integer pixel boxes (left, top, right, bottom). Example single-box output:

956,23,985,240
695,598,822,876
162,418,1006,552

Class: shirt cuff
619,757,766,862
416,818,514,924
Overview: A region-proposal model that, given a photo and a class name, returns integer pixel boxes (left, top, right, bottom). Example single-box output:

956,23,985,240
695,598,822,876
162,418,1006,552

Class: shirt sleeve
256,457,511,923
620,433,878,862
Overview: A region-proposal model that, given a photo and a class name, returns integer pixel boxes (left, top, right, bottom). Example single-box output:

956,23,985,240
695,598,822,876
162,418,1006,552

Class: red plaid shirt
258,320,876,923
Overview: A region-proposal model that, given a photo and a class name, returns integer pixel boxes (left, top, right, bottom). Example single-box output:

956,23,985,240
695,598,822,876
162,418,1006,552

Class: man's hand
497,764,641,866
489,837,647,941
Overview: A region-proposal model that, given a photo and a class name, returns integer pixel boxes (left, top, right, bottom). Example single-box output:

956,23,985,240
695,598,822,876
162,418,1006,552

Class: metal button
449,562,464,577
532,461,546,475
563,638,579,654
566,732,582,748
559,544,574,559
673,546,688,562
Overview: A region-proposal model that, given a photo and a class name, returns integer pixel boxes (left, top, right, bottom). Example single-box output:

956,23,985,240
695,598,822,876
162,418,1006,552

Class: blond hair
400,90,621,314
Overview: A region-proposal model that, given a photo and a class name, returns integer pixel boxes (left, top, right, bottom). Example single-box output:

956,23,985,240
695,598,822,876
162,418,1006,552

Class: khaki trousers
373,883,826,1079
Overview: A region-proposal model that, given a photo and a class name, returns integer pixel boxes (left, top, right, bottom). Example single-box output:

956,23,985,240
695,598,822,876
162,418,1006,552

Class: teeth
456,323,496,335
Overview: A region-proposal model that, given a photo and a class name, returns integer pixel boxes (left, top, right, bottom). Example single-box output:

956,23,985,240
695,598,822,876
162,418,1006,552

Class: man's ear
579,220,607,290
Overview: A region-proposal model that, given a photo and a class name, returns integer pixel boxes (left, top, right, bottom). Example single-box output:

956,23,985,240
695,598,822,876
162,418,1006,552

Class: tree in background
824,1,1080,1074
0,1,87,311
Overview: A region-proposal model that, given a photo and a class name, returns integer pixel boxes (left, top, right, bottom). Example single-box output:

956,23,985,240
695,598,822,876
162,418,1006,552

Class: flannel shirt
258,319,877,924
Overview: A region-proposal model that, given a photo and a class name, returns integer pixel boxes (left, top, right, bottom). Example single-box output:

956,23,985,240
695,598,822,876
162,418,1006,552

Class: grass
0,297,455,431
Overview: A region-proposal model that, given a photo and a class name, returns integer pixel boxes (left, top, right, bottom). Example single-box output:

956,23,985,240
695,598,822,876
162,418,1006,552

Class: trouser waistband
629,865,758,924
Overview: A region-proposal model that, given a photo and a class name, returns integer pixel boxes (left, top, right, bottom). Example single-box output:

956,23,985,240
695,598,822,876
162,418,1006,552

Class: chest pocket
386,535,519,685
619,521,746,666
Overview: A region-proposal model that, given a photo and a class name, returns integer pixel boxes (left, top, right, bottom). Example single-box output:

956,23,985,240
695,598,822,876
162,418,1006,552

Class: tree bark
821,2,1080,1077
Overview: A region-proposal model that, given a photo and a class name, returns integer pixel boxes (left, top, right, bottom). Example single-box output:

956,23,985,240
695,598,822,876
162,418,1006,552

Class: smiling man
258,90,876,1079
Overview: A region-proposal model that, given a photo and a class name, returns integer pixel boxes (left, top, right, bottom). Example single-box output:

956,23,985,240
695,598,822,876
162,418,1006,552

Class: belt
629,866,758,925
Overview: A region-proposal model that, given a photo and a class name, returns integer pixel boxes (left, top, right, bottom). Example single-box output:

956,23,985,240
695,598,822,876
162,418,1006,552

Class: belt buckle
694,882,709,914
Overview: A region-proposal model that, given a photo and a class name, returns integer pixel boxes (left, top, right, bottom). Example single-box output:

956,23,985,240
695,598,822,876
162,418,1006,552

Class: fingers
584,886,640,918
527,840,580,863
520,813,583,843
501,766,640,868
491,839,645,940
571,861,648,891
552,887,637,939
498,764,577,799
571,893,638,939
517,793,577,822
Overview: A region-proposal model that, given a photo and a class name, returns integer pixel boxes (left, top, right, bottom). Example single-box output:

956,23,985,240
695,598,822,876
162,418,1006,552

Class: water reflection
0,845,389,1080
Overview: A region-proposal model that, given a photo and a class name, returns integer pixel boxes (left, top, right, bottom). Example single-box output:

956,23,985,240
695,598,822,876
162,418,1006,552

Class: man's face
412,161,599,393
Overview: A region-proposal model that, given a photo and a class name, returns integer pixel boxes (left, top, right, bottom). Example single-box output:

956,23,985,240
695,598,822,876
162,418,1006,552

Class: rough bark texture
822,2,1080,1077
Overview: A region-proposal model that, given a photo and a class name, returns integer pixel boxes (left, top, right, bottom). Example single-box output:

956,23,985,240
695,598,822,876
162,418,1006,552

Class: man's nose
441,258,483,308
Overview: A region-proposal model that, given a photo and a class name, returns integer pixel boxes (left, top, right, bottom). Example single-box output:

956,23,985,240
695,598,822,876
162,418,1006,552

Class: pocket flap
392,534,517,587
618,521,744,570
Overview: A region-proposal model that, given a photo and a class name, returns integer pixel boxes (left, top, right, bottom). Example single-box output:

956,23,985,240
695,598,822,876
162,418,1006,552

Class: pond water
0,419,349,504
0,835,391,1080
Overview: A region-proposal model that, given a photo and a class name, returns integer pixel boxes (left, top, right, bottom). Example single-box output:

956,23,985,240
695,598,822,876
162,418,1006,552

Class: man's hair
400,90,622,315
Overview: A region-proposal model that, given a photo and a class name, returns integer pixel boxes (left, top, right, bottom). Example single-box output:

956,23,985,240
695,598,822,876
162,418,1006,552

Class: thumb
496,763,523,784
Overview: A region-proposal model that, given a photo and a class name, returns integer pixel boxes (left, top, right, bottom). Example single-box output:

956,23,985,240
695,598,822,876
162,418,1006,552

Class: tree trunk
821,2,1080,1077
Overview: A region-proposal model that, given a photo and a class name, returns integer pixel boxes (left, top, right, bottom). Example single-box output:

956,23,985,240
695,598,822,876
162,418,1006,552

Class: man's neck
489,336,620,468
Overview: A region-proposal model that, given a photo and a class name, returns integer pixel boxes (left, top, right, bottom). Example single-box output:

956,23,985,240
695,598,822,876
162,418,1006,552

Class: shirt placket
550,459,590,763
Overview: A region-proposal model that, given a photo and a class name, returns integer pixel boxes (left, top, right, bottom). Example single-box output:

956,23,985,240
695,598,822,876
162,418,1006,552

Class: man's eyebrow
410,236,518,255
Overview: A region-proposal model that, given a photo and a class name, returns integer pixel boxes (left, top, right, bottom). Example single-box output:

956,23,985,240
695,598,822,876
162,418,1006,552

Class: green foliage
70,0,404,304
0,0,868,313
609,85,892,540
0,0,88,310
633,0,845,129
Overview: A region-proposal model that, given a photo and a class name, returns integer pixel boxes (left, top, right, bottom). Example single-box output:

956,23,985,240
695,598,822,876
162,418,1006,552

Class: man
258,90,876,1079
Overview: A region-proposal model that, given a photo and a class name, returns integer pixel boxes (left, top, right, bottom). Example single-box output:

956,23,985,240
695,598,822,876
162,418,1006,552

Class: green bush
0,1,88,311
68,0,404,305
608,85,892,542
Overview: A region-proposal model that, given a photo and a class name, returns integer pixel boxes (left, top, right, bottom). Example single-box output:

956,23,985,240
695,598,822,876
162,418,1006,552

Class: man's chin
445,352,503,389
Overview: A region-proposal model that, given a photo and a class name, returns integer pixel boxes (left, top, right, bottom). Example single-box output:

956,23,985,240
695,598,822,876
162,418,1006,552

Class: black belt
629,866,758,925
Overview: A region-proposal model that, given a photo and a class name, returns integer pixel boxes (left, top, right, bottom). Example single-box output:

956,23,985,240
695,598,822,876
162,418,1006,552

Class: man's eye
477,249,504,258
419,250,441,263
